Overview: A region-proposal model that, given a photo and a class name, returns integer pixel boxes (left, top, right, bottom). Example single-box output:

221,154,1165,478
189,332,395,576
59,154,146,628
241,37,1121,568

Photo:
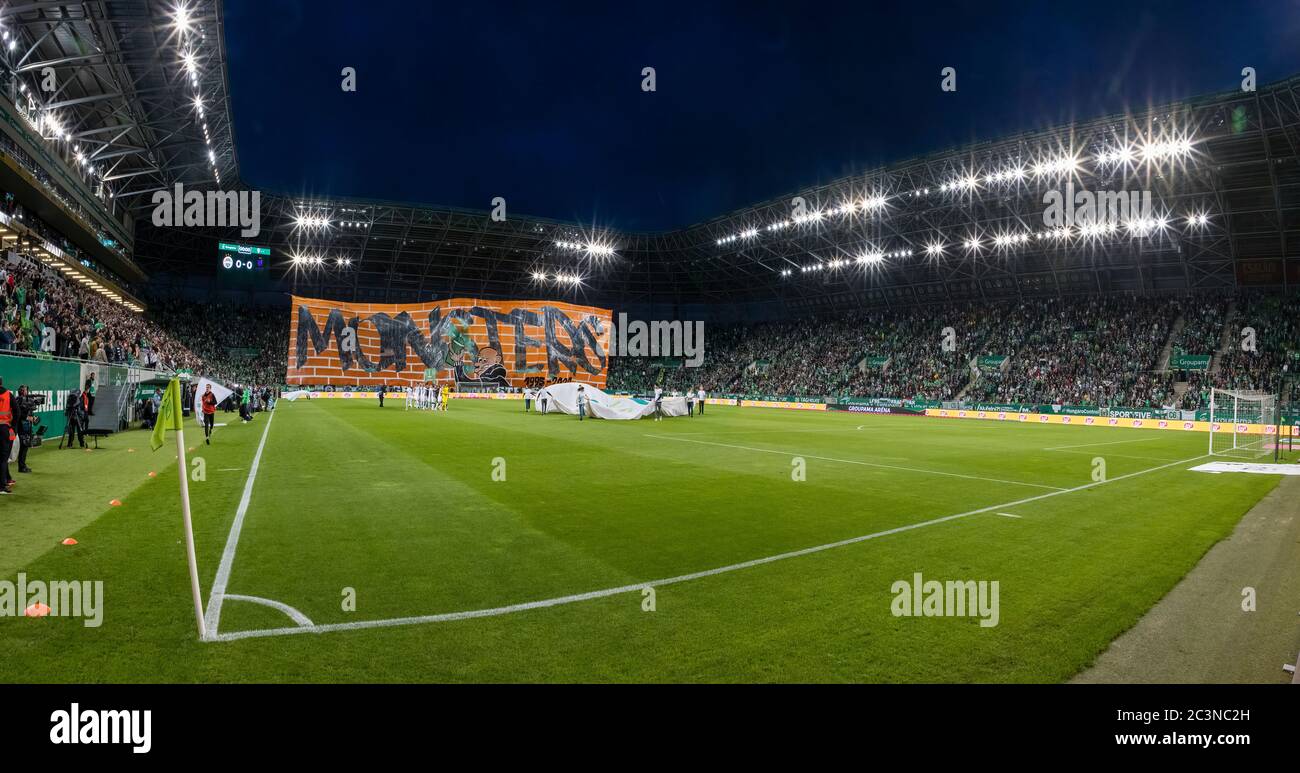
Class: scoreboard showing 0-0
218,241,271,286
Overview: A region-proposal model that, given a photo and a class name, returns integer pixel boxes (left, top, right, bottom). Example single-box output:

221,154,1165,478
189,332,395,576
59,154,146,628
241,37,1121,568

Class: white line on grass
208,450,1208,643
995,512,1023,519
222,594,314,627
202,410,277,640
644,434,1068,491
1046,449,1183,463
1043,437,1164,451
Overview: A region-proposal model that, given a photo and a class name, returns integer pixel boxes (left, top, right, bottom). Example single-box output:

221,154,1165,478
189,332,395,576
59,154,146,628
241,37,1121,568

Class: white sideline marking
1043,437,1163,451
207,451,1208,643
995,512,1023,519
202,410,277,641
645,434,1068,491
222,594,315,627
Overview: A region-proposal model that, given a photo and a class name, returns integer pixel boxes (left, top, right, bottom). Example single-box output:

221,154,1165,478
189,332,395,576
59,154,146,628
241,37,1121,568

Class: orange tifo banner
286,295,612,388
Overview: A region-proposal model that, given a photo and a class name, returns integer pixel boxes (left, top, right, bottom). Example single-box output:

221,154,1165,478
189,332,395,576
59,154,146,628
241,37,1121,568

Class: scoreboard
219,242,270,271
218,242,271,286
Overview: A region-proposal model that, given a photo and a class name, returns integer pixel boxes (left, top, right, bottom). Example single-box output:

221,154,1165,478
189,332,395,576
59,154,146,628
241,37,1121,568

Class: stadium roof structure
0,0,235,197
135,73,1300,313
0,0,234,294
13,1,1285,311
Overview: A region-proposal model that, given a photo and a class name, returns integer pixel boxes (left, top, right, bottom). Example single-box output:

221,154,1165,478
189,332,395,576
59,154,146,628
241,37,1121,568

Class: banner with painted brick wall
287,295,613,389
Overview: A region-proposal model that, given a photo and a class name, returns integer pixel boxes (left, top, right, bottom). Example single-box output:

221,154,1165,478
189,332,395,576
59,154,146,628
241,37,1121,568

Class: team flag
150,378,185,451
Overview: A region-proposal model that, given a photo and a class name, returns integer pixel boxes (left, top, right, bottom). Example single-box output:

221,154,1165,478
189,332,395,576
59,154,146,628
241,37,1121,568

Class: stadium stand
2,254,200,371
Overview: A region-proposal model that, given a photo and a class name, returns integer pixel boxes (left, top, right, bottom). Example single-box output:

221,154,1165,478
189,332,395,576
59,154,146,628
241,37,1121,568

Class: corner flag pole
152,378,206,638
174,423,207,639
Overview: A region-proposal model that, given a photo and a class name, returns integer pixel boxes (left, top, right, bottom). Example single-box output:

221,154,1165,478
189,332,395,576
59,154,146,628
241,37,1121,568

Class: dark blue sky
224,0,1300,232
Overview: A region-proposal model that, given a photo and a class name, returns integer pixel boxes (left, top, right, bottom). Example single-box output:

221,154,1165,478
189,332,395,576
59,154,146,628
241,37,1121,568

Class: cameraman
14,384,35,473
64,387,87,449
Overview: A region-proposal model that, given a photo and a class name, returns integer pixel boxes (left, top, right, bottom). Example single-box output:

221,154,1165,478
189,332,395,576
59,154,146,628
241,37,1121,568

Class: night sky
224,0,1300,232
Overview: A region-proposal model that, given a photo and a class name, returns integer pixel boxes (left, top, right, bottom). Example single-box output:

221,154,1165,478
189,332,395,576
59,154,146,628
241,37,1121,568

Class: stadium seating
607,292,1298,409
1,247,286,387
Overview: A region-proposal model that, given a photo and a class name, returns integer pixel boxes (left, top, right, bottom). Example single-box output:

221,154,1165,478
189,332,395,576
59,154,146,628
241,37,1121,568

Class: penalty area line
644,434,1069,491
207,451,1209,643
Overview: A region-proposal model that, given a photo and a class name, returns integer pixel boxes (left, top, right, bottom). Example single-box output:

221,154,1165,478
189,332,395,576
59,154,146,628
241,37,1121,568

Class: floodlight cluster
720,131,1201,262
714,195,890,245
169,3,222,182
294,213,331,229
290,253,352,267
554,240,617,257
531,269,584,285
777,209,1211,276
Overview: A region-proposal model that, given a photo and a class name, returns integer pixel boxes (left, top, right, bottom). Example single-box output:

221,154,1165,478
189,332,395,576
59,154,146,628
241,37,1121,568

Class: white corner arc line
221,594,315,627
645,434,1068,491
202,410,277,640
208,452,1208,643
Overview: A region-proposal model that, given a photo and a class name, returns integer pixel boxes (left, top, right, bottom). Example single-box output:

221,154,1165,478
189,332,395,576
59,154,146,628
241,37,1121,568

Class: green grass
0,398,1281,682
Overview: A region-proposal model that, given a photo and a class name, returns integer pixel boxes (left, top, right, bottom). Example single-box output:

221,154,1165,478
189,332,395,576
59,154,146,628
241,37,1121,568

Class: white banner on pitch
1190,462,1300,476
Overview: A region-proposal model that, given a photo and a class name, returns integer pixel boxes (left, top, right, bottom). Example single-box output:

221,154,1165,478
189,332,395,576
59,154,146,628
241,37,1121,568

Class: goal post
1207,387,1276,459
1279,373,1298,462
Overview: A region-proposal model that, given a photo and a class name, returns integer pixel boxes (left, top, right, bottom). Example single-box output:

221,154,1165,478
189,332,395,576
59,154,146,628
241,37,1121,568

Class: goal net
1208,388,1275,458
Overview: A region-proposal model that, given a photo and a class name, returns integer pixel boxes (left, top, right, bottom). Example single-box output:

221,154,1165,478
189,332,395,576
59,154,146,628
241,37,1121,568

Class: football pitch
1,399,1281,683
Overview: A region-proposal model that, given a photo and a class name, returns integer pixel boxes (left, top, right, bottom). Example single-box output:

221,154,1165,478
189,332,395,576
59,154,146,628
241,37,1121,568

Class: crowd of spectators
147,299,288,386
1211,293,1300,403
0,237,289,390
1,257,202,371
967,295,1175,407
606,293,1297,409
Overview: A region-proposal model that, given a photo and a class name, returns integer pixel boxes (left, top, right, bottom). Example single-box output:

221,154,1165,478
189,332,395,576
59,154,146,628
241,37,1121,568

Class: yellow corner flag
149,378,184,451
149,377,207,637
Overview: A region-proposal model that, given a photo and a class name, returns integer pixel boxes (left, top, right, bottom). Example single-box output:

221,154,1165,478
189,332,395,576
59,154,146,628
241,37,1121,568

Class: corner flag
150,377,207,637
150,378,184,451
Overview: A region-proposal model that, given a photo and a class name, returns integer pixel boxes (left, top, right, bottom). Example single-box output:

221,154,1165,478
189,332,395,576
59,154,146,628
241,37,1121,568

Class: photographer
14,384,37,473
